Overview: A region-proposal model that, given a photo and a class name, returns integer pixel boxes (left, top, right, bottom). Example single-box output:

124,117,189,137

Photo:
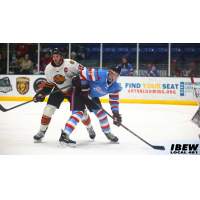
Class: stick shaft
0,85,72,112
87,95,165,150
191,77,200,107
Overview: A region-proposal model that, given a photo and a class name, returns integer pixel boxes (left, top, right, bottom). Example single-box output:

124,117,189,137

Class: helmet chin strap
107,78,112,86
56,57,63,66
107,71,119,86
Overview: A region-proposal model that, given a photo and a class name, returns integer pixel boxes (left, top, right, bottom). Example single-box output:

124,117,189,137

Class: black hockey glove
33,90,46,103
113,111,122,127
72,75,81,88
81,84,90,98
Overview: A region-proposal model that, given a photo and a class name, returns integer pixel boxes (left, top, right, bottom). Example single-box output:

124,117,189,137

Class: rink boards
0,75,199,105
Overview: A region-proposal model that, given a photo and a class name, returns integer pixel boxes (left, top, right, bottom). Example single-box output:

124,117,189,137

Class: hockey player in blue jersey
144,63,160,77
61,65,122,146
118,57,134,76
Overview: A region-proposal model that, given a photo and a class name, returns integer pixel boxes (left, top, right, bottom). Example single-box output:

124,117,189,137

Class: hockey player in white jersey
33,48,95,145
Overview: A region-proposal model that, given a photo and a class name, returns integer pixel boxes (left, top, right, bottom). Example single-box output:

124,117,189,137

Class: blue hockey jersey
79,68,120,112
118,63,134,76
144,68,160,77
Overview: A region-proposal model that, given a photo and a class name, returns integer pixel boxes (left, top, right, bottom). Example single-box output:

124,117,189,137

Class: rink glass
102,43,137,73
2,43,200,76
171,43,200,76
139,43,168,77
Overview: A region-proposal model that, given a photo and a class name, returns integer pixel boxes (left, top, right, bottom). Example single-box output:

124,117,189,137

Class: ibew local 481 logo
171,144,199,154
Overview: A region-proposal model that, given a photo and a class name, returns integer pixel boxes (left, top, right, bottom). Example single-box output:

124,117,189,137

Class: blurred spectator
15,44,29,55
171,60,182,77
77,45,86,60
188,62,200,77
71,52,77,61
0,54,6,74
19,54,33,74
63,46,69,58
144,63,160,77
63,52,67,58
15,51,24,66
40,52,53,71
118,57,134,76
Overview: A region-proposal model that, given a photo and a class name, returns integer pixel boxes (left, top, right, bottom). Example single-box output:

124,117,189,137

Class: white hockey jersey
44,59,85,93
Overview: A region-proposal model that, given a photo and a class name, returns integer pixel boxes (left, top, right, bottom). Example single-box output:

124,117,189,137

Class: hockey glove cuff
33,90,46,103
72,75,81,88
81,84,90,98
113,111,122,127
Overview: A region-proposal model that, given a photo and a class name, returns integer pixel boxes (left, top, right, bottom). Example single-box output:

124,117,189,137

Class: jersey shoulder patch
70,60,75,64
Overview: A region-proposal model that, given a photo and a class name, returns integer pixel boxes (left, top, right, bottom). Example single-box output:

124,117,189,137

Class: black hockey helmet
52,48,64,57
109,65,122,75
107,65,121,84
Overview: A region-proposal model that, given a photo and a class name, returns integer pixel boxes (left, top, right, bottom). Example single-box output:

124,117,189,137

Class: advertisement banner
116,77,200,101
0,75,199,104
0,75,46,98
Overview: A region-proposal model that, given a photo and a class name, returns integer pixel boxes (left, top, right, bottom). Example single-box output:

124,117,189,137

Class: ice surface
0,101,199,155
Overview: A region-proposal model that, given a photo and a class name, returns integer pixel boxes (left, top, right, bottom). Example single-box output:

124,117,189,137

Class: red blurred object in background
15,44,29,54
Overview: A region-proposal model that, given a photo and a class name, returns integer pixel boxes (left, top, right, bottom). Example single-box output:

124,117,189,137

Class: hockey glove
113,111,122,127
72,75,81,88
81,84,90,98
33,90,46,103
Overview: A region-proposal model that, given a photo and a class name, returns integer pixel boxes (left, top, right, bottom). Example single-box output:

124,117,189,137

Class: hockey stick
0,85,72,112
87,95,165,151
191,77,200,107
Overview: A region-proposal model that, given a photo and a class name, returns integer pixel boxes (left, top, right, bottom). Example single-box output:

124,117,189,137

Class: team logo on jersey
64,67,68,72
70,60,75,64
93,86,107,95
53,74,66,85
78,64,84,71
16,77,29,95
33,78,46,93
0,77,13,93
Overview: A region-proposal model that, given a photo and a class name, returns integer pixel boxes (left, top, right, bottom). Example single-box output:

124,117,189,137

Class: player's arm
80,68,101,83
151,69,160,77
109,86,122,127
149,71,155,76
79,68,101,97
33,81,55,103
71,61,87,87
144,71,149,76
109,91,119,112
128,64,134,76
33,67,55,102
70,62,90,97
70,60,86,76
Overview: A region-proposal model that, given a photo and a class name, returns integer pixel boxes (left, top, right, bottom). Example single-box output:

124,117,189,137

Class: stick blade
152,145,165,150
0,104,7,112
191,107,200,126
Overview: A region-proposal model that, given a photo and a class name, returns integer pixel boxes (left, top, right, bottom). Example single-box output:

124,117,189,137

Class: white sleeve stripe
109,97,119,101
89,68,96,81
92,69,95,81
109,93,119,96
81,68,87,79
